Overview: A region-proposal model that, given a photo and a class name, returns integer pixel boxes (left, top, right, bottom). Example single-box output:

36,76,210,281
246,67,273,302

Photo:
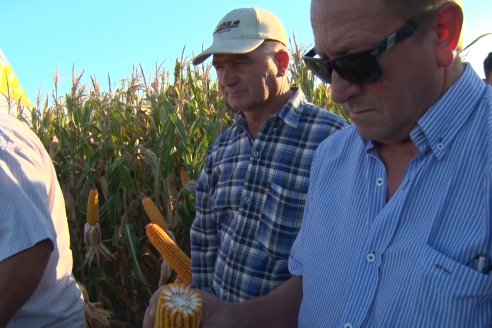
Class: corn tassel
87,188,99,226
154,283,202,328
146,223,192,286
142,195,168,230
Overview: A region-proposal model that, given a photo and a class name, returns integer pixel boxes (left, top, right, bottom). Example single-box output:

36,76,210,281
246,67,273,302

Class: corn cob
87,188,99,226
146,223,192,285
154,283,202,328
142,195,168,230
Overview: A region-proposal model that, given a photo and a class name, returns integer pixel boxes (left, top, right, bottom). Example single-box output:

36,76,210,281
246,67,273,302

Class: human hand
142,285,164,328
143,286,236,328
198,289,236,328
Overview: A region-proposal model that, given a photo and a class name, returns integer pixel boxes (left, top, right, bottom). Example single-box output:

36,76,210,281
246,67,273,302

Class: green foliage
13,40,344,326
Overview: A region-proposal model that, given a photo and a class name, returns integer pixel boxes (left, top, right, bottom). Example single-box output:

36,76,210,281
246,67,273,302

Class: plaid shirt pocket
257,181,307,259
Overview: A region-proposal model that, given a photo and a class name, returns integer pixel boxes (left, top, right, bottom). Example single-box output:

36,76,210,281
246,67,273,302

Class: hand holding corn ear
84,187,112,266
144,200,201,327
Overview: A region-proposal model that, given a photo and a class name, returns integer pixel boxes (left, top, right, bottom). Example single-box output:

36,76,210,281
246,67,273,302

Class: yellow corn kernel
142,196,168,230
87,188,99,226
146,223,192,286
154,283,202,328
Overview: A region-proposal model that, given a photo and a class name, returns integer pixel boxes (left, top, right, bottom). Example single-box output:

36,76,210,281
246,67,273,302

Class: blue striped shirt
289,65,492,327
191,88,348,302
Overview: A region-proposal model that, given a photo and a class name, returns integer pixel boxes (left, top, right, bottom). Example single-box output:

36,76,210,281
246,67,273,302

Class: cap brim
192,38,264,65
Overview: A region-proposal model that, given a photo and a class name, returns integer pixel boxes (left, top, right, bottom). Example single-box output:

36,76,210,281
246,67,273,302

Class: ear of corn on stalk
142,195,168,230
146,223,192,285
154,283,202,328
87,187,99,226
84,188,112,266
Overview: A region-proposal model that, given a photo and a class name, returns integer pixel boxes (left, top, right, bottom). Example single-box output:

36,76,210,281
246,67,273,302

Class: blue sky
1,0,491,104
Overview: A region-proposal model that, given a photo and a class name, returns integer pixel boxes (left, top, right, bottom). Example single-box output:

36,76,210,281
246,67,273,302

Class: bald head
310,0,463,53
381,0,462,20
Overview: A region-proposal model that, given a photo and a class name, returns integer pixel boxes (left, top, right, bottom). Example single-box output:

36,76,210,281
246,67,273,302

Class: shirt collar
364,65,487,155
234,87,305,131
277,87,306,128
411,64,488,159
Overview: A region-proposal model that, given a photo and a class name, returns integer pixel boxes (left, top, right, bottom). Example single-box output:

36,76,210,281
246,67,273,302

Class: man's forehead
311,0,386,23
311,0,393,53
212,52,252,64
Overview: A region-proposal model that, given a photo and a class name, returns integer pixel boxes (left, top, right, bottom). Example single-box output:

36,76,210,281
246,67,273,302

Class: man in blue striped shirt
178,0,492,327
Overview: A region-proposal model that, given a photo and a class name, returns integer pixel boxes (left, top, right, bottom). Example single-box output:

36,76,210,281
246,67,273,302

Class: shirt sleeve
0,138,56,262
288,144,326,277
288,206,305,277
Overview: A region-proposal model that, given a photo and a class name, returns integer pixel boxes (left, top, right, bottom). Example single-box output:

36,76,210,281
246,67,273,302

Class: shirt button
376,178,384,187
367,252,376,263
253,151,259,157
244,196,250,204
344,323,353,328
231,243,237,251
437,142,444,150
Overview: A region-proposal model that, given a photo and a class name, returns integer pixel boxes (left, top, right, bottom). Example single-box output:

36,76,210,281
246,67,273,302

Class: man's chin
224,101,241,113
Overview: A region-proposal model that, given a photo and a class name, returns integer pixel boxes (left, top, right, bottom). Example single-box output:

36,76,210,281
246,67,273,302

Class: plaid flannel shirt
190,88,348,301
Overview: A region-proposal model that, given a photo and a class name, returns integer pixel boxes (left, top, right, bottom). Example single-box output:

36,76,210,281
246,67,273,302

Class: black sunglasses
303,20,418,84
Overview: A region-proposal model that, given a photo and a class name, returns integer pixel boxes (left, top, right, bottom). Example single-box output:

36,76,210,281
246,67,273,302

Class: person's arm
143,276,302,328
0,239,52,327
201,276,302,328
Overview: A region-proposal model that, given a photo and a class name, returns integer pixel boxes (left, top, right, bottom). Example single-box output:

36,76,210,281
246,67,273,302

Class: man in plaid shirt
189,7,348,302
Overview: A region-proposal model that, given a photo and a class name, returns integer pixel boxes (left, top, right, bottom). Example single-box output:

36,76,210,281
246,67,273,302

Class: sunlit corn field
8,40,345,327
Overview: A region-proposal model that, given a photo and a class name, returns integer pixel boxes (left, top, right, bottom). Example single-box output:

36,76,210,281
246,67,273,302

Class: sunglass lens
334,54,382,84
306,60,333,84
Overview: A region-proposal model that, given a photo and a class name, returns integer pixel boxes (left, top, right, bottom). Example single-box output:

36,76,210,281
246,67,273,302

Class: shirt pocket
412,245,492,326
256,181,307,259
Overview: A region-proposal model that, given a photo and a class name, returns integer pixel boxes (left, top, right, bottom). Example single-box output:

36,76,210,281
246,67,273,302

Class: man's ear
276,49,290,75
434,2,463,67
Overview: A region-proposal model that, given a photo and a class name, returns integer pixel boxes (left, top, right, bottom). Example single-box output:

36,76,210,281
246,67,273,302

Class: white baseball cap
192,7,288,65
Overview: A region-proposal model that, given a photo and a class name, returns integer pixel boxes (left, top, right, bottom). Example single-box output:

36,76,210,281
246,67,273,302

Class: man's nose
330,70,363,104
220,66,238,86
